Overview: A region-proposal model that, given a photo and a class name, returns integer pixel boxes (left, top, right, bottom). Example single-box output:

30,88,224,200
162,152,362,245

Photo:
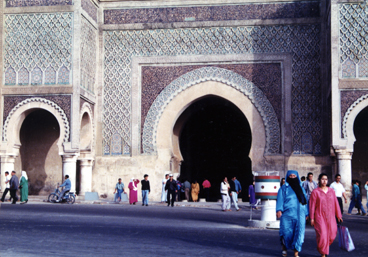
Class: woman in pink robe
128,178,140,205
309,173,343,257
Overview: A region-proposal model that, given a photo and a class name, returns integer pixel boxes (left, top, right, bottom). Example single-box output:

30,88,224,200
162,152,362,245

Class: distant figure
1,171,11,202
202,179,211,202
165,174,177,207
348,180,366,215
301,176,306,182
229,177,240,211
9,171,19,204
183,180,191,201
365,181,368,212
329,174,347,214
276,170,308,257
19,171,28,204
141,174,150,206
128,178,139,205
221,177,231,212
248,180,257,209
161,173,169,203
309,173,343,257
176,178,182,201
234,177,242,202
280,178,285,187
191,181,200,202
302,172,318,201
113,178,125,202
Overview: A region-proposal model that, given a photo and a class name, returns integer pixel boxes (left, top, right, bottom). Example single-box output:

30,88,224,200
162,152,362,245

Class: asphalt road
0,203,367,257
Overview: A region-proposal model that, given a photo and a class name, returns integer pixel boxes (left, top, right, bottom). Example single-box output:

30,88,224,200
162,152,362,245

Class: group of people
1,170,28,204
277,170,366,257
220,176,243,212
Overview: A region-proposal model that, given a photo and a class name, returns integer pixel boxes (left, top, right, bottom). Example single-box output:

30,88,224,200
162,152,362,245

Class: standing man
302,172,318,201
165,174,177,207
330,174,347,214
141,174,150,206
202,178,211,202
221,177,231,212
1,171,11,202
348,180,366,215
9,171,19,204
57,175,71,202
229,177,241,211
161,173,169,203
183,179,191,201
113,178,125,202
234,176,242,203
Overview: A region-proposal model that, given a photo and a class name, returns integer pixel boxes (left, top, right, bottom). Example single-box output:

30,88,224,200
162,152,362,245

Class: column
335,149,353,197
79,158,93,196
62,154,78,193
0,155,16,193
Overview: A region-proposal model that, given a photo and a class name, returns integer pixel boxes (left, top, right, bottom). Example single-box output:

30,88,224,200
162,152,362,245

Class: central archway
178,96,252,201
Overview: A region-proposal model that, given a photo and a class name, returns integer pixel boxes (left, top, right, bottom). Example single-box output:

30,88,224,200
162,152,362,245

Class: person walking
221,177,231,212
161,173,169,203
165,174,177,207
113,178,125,202
9,171,19,204
276,170,308,257
248,180,257,209
234,176,242,202
19,171,28,204
302,172,318,201
229,177,240,211
202,179,211,202
309,173,343,257
1,171,11,202
191,180,200,202
365,181,368,212
183,180,191,201
348,180,366,215
329,174,347,215
128,178,139,205
141,174,150,206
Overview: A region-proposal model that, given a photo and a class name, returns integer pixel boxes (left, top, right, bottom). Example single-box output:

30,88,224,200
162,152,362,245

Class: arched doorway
178,96,252,201
17,109,61,195
352,106,368,187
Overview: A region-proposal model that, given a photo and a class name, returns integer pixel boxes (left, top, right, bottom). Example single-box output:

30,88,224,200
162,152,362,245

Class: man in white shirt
330,174,347,214
161,173,169,203
221,177,231,211
1,171,11,202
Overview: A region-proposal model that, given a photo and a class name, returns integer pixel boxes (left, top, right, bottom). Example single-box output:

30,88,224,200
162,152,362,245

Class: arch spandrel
142,67,280,156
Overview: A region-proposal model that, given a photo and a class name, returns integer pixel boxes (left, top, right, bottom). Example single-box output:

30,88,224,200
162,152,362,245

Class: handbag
338,224,355,252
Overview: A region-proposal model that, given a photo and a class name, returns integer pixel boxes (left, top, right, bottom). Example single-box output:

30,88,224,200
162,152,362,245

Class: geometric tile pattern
45,66,56,85
31,67,43,85
58,66,70,84
342,58,356,78
111,133,122,155
104,2,320,25
104,24,322,155
80,17,97,92
6,0,72,7
4,13,73,85
358,57,368,77
301,132,313,154
342,91,368,138
142,67,281,154
4,67,16,85
340,3,368,78
18,67,29,85
81,0,97,23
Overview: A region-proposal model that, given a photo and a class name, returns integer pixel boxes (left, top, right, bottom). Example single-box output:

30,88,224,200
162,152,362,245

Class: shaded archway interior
352,106,368,189
178,96,252,201
17,109,61,195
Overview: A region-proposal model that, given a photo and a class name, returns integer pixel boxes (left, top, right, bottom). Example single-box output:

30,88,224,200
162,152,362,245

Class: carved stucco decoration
342,93,368,138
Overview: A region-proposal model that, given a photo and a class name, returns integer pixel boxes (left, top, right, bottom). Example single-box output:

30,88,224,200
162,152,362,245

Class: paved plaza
0,202,367,257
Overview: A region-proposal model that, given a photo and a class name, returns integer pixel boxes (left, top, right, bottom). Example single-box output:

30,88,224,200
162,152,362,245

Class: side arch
79,102,94,152
2,97,70,155
142,67,280,155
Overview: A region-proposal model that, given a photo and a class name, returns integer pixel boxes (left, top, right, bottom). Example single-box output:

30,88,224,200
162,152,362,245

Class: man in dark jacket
141,174,150,206
9,171,19,204
165,174,177,207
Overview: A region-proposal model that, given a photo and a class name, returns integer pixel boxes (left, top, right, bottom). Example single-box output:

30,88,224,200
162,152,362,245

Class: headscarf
20,171,28,181
130,178,137,191
285,170,307,205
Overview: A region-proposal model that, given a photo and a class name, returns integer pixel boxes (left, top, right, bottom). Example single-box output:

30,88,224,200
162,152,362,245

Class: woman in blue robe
276,170,308,257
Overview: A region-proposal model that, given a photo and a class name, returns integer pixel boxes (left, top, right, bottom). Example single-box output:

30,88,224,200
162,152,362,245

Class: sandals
282,250,287,257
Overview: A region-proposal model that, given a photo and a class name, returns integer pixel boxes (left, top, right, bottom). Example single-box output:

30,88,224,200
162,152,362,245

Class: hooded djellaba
276,170,308,257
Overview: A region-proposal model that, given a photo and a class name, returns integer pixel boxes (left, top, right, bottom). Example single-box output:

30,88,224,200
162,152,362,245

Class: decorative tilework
4,67,16,85
143,67,280,155
58,66,70,84
4,13,73,85
342,58,356,78
31,67,43,85
80,17,97,92
301,132,313,154
340,2,368,78
6,0,73,7
45,66,56,85
104,2,320,25
104,24,322,155
358,58,368,77
111,133,122,155
141,63,282,139
81,0,97,23
18,67,29,85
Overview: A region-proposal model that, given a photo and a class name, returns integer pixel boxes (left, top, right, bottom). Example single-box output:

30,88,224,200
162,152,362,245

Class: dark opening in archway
19,109,61,195
352,106,368,187
179,96,252,201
